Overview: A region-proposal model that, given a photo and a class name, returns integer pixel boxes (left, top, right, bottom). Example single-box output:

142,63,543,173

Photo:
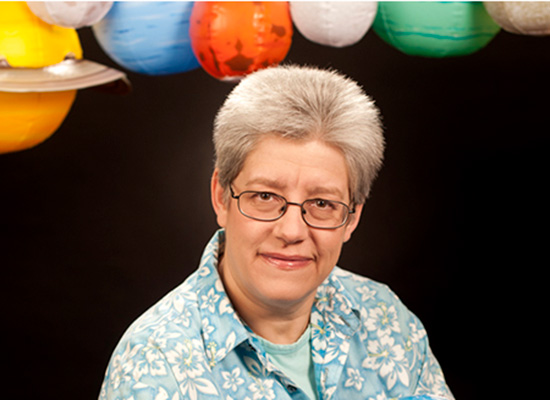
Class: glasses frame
229,186,355,230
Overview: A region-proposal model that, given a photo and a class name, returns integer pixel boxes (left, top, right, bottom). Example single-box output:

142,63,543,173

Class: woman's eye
315,199,332,208
258,192,274,201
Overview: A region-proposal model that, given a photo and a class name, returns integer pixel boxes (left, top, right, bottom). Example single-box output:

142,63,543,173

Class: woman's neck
218,256,315,344
241,301,313,344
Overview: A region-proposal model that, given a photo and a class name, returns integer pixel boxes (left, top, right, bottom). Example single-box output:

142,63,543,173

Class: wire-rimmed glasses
230,187,355,229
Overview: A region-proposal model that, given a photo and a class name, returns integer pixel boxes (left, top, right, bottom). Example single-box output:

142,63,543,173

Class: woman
99,65,454,400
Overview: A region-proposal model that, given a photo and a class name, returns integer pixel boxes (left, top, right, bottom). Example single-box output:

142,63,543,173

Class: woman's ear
343,203,363,243
211,169,228,228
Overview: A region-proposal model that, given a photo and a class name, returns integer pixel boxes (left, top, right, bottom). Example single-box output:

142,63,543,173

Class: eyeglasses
230,187,355,229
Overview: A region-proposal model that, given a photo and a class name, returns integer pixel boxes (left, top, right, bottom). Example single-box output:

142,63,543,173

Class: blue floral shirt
99,230,454,400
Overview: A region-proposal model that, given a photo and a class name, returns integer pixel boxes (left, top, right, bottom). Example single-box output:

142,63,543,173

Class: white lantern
290,1,378,47
26,1,113,29
484,1,550,36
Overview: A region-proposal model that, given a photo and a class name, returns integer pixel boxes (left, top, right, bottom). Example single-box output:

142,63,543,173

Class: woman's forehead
236,137,350,199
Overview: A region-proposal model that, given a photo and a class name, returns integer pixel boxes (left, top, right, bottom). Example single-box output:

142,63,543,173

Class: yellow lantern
0,90,76,153
0,1,82,68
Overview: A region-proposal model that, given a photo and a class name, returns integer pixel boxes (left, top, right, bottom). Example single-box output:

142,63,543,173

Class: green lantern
373,2,501,58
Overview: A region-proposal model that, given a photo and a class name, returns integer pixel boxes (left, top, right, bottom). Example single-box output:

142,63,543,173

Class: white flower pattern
345,367,365,390
363,335,410,390
221,367,245,392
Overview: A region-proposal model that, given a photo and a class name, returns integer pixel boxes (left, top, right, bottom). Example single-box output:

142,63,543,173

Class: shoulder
110,269,204,360
100,272,205,398
329,266,402,305
328,267,426,338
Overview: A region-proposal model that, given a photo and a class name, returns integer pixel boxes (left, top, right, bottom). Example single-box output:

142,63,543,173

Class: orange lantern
190,2,293,81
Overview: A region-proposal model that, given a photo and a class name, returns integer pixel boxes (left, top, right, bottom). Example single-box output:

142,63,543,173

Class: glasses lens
303,199,348,228
239,191,286,220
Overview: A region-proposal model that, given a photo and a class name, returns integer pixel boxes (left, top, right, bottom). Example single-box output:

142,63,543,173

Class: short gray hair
213,64,385,204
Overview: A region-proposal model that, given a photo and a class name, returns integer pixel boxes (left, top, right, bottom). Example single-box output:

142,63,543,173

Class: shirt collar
194,229,362,363
314,268,362,338
195,229,250,360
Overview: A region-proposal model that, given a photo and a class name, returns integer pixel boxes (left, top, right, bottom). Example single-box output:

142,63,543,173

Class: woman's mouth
260,253,313,270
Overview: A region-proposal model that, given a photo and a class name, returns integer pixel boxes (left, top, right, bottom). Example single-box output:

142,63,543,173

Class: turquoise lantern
92,2,199,75
373,2,501,57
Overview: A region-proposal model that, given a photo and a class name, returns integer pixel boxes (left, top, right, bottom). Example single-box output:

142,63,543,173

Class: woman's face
211,135,363,314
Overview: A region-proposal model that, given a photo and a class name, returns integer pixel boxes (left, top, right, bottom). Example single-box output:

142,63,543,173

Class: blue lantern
92,2,199,75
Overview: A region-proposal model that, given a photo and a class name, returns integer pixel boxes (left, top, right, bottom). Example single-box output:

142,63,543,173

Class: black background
2,13,549,400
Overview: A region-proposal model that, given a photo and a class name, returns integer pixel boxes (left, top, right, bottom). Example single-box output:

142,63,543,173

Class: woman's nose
273,202,308,244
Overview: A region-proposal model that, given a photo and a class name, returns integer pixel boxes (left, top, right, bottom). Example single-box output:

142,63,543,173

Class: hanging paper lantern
289,1,377,48
0,2,129,154
484,1,550,36
373,2,501,58
26,1,113,29
189,2,293,81
0,91,76,154
0,1,82,68
92,2,199,76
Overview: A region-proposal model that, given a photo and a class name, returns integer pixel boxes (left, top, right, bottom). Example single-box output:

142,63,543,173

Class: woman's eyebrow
306,186,346,199
244,177,286,191
245,178,345,199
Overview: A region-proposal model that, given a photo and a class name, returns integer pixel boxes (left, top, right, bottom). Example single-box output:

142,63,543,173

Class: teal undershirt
253,325,318,400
